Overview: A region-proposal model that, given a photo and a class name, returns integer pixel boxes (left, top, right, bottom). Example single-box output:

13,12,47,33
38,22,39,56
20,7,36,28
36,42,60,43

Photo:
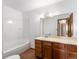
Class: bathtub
3,41,30,59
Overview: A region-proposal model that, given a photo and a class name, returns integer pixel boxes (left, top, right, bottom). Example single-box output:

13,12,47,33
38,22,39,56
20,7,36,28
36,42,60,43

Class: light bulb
48,13,53,17
40,13,45,18
7,20,13,24
60,20,66,23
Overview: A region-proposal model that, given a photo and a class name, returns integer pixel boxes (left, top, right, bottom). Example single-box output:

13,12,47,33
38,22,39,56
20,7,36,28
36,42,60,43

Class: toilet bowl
5,55,20,59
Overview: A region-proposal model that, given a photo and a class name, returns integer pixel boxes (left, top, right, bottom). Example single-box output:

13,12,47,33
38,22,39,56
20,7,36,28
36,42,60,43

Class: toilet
5,55,20,59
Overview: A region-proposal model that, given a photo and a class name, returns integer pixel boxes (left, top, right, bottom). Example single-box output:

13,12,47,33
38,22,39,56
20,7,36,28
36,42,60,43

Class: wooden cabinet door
54,49,67,59
53,43,67,59
35,40,43,58
67,45,77,59
43,41,52,59
67,52,77,59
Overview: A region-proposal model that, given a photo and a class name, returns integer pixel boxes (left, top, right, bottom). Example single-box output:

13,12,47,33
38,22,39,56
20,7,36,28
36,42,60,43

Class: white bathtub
3,41,30,59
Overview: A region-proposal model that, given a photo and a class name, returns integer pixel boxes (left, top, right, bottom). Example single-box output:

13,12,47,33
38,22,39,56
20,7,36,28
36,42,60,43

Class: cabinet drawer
43,41,52,46
35,40,42,49
35,40,42,44
53,43,67,50
67,45,77,52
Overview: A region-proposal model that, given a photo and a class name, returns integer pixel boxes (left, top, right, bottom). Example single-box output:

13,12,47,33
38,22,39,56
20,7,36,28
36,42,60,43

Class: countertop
35,36,77,45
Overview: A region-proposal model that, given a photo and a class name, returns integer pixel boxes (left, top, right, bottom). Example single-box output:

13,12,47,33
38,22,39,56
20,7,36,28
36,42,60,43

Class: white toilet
5,55,20,59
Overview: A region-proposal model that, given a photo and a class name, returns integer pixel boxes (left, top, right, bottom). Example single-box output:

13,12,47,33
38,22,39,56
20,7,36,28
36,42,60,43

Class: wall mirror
40,13,73,37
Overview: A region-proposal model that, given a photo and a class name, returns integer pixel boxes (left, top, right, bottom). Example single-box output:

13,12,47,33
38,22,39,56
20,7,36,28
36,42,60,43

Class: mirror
40,13,73,37
57,19,67,36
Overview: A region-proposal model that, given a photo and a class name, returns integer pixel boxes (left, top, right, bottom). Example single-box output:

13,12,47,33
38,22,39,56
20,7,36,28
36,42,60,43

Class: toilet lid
5,55,20,59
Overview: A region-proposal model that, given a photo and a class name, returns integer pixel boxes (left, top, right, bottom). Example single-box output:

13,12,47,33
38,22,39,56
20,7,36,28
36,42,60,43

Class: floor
20,49,37,59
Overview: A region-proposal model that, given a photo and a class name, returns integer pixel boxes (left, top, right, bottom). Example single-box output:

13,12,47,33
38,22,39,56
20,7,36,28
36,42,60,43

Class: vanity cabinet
35,40,77,59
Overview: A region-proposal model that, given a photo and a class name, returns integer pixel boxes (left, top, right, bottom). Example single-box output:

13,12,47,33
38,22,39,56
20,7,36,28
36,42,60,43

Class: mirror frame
57,13,73,37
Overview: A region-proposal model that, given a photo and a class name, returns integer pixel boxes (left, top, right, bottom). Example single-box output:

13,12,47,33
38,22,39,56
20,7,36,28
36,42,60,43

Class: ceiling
3,0,63,12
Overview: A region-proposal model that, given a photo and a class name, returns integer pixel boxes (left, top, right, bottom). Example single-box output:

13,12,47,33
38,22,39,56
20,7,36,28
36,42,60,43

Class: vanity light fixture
40,13,45,18
7,20,13,24
40,13,53,18
47,13,53,17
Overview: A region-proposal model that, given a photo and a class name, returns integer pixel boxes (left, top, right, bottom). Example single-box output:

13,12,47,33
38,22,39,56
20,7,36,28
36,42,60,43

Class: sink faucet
45,33,51,37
